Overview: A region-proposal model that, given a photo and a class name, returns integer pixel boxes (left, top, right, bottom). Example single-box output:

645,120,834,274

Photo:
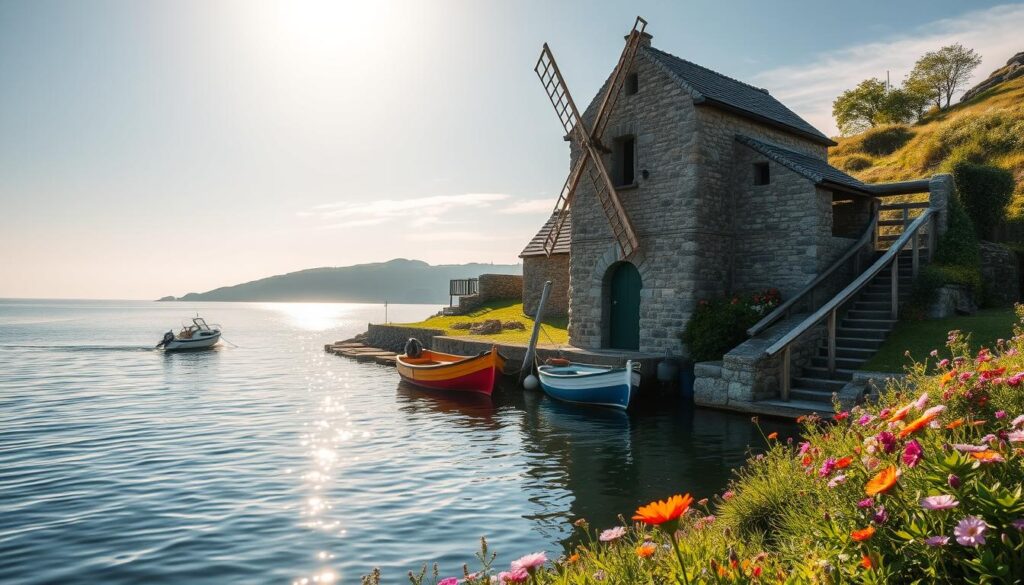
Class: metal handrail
747,214,878,337
767,207,936,400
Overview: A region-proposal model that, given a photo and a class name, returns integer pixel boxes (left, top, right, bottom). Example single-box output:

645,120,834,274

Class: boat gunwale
537,363,630,380
396,347,497,372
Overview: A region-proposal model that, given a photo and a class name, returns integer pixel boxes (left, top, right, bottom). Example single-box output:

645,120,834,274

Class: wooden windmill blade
541,158,586,256
591,16,647,143
582,143,639,257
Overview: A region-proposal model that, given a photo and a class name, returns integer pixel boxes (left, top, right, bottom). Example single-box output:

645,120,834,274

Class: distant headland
158,258,521,304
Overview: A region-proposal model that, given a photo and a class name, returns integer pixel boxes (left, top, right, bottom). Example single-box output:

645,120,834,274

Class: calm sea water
0,299,793,584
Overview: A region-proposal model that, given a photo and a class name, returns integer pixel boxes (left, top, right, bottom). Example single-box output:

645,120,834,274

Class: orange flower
835,456,853,469
636,543,657,558
632,494,693,528
887,403,913,422
940,370,955,387
767,432,778,440
945,418,965,430
865,465,899,496
801,454,813,466
567,553,580,563
851,526,876,542
971,450,1005,463
898,411,941,438
861,554,872,569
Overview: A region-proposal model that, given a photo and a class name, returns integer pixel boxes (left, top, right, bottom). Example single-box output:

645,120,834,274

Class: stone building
521,32,878,355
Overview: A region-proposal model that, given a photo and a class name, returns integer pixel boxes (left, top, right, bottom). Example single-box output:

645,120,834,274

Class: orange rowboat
396,346,505,396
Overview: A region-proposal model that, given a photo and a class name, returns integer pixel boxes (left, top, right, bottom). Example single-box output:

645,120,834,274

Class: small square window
613,136,636,186
753,162,770,186
626,72,639,95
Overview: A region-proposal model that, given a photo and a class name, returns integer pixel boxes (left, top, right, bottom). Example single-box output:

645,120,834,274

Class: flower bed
374,306,1024,584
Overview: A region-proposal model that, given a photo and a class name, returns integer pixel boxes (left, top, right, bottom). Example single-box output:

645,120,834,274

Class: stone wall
522,255,570,318
365,324,445,353
455,273,524,314
980,241,1021,306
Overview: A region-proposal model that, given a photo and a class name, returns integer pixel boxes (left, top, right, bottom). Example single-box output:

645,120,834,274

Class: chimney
625,32,653,48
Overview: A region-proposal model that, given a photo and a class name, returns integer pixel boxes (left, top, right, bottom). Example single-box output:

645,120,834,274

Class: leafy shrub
833,154,874,172
681,289,781,361
932,192,981,268
952,162,1015,240
859,125,913,156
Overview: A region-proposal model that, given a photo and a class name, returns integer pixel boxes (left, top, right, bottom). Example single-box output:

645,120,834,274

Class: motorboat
156,317,221,351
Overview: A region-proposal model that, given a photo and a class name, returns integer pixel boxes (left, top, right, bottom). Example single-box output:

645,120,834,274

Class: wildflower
697,498,708,506
920,495,959,510
566,553,579,564
954,516,987,546
827,474,847,488
876,432,897,454
857,498,874,508
767,432,778,440
835,456,853,469
851,526,876,542
887,403,913,422
899,406,945,438
438,579,458,585
818,458,837,477
970,450,1005,463
1012,519,1024,531
834,411,849,421
924,535,949,547
632,494,693,531
635,542,657,558
902,440,923,467
872,505,888,524
930,349,939,358
798,441,811,455
953,443,988,452
598,527,626,543
861,554,872,570
722,490,735,501
981,433,997,444
1012,414,1024,428
996,410,1007,419
938,358,950,368
695,514,716,529
945,418,965,430
865,466,899,496
948,474,961,489
913,392,929,410
573,518,588,528
1008,430,1024,443
878,407,892,419
592,570,606,581
857,414,874,426
511,552,547,572
497,568,529,583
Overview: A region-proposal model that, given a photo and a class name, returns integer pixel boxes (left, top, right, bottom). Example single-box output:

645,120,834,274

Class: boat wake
0,344,158,353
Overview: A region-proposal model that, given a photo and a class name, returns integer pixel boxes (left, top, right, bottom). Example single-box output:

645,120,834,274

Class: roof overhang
697,99,837,146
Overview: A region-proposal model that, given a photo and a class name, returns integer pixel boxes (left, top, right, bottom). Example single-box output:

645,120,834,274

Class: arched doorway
607,262,641,350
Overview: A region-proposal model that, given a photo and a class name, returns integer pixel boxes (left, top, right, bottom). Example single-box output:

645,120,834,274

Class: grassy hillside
830,76,1024,212
399,300,568,345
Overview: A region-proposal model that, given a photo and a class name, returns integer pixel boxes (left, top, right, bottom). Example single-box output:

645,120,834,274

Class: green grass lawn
397,299,569,345
862,308,1016,372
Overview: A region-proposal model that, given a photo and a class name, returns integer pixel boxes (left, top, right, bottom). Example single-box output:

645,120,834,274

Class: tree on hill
908,43,982,108
832,79,926,135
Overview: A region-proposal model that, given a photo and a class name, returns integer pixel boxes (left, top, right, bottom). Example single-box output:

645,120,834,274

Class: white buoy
523,374,539,391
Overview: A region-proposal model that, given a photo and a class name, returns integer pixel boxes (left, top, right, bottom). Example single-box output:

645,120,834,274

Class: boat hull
537,361,639,410
396,347,504,396
164,332,221,350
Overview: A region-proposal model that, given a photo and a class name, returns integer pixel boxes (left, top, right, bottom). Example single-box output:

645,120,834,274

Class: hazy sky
2,0,1022,299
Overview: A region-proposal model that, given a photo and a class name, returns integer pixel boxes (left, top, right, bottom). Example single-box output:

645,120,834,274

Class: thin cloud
752,3,1024,136
499,198,556,215
303,192,511,228
406,231,510,243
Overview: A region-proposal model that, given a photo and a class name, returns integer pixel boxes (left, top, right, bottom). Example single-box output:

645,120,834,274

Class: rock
961,51,1024,102
451,322,472,330
928,285,977,319
980,241,1020,306
501,321,526,330
469,319,502,335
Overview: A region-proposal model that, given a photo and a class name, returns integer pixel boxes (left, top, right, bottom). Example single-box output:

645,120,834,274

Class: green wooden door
609,263,641,350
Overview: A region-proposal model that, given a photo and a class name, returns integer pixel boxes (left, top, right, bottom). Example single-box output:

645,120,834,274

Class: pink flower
920,495,959,510
498,568,529,583
857,498,874,508
1008,430,1024,443
955,516,987,546
798,441,811,455
876,432,897,454
827,474,847,488
902,440,923,467
1012,414,1024,428
995,410,1007,419
857,414,874,426
511,552,547,571
953,443,988,452
818,458,837,477
913,392,929,410
922,404,946,418
599,527,627,542
937,359,950,368
1012,519,1024,531
438,579,459,585
722,490,735,501
924,535,949,547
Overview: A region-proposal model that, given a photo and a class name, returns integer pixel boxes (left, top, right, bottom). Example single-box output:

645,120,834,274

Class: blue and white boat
536,360,639,410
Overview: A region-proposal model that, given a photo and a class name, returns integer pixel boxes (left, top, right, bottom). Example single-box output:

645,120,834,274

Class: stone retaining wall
980,241,1020,306
522,255,569,318
455,274,524,314
365,324,445,353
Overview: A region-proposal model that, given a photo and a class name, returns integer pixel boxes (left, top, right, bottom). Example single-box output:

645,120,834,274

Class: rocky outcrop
980,241,1021,306
961,51,1024,102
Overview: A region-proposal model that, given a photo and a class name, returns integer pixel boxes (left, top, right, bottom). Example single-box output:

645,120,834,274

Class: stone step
819,345,875,360
842,318,897,329
794,376,847,392
833,336,885,349
753,398,834,418
790,387,836,403
847,309,893,320
811,355,867,370
801,366,857,381
837,327,890,340
853,300,891,311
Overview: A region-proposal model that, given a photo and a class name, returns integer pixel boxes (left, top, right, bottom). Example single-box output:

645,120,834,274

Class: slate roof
520,212,570,257
644,47,835,146
735,135,871,194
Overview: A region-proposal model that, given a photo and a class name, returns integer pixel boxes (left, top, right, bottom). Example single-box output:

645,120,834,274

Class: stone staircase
788,249,922,405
